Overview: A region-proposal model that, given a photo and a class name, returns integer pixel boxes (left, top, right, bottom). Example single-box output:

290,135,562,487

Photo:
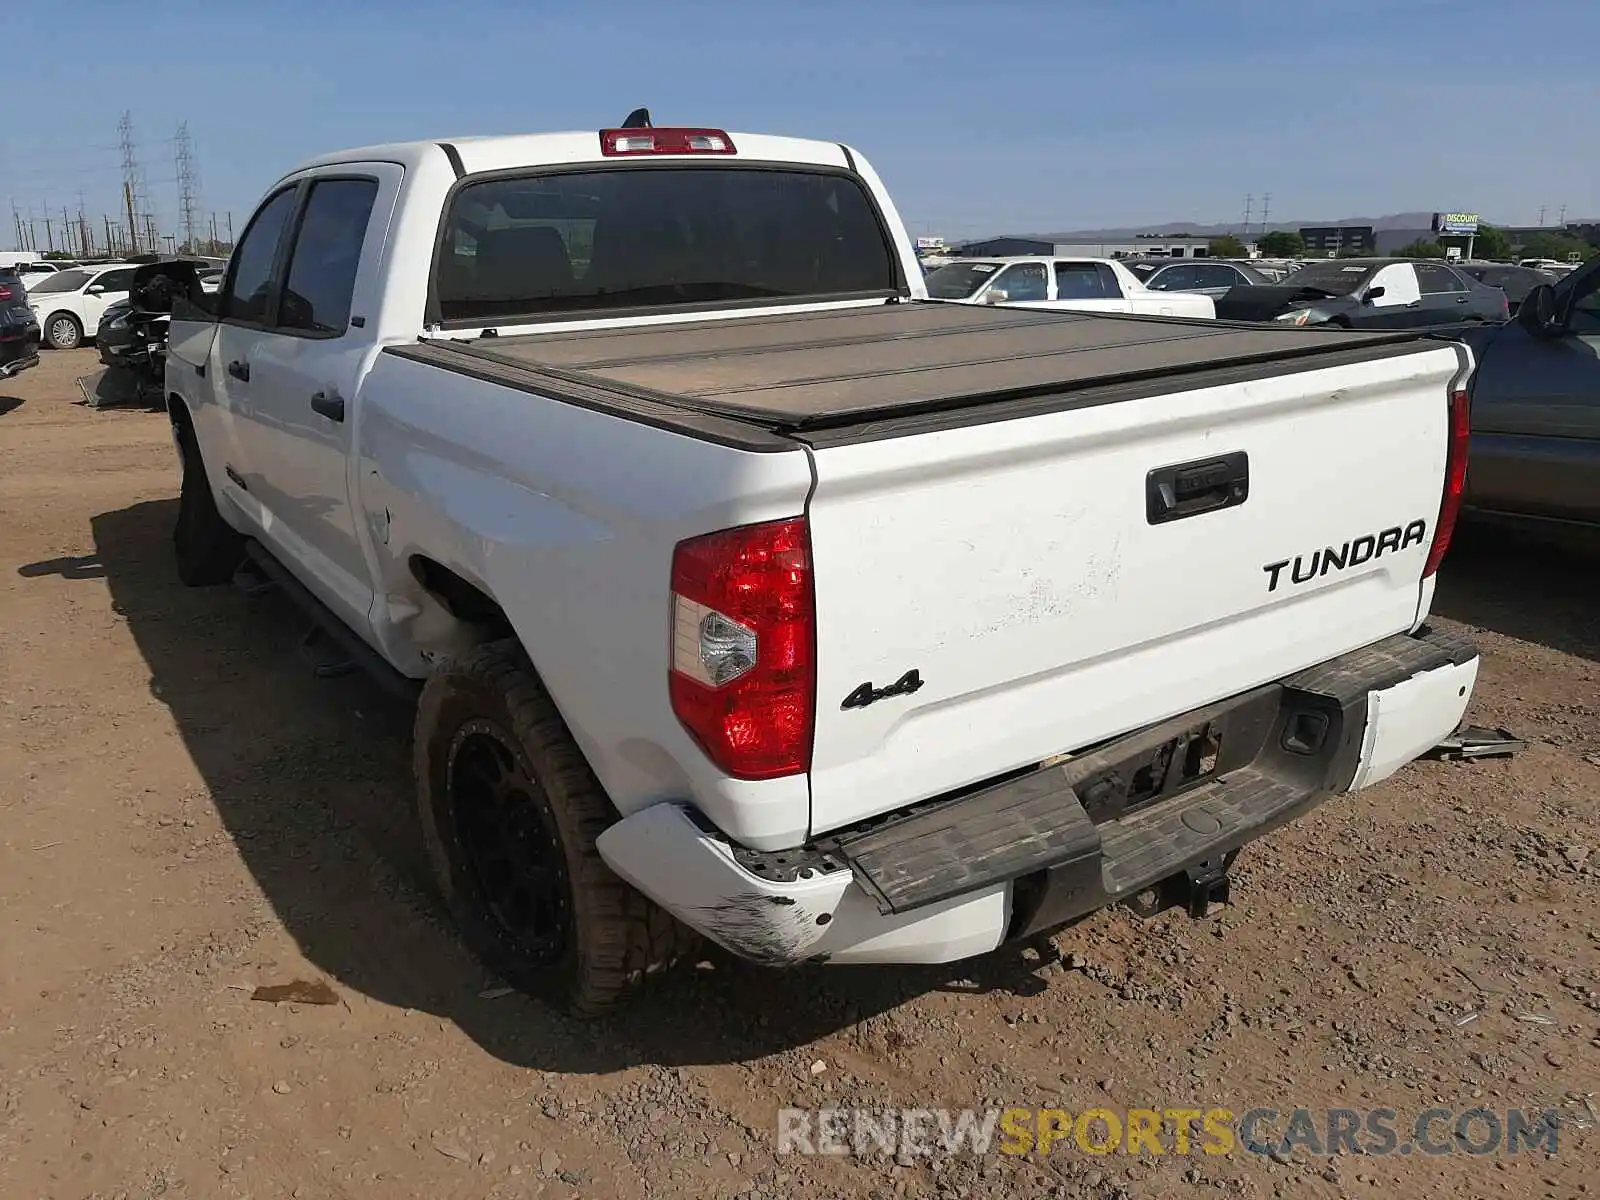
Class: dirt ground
2,349,1597,1200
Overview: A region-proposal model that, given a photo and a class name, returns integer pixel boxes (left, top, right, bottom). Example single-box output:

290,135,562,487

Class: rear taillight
1423,388,1471,578
600,128,736,157
0,284,12,301
669,517,814,780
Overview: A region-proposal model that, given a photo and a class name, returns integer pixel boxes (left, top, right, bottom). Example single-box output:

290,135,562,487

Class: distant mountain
1010,213,1450,241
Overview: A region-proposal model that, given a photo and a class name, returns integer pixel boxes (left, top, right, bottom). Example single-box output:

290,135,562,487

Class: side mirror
983,288,1009,305
1364,285,1386,303
1516,284,1561,338
86,284,105,295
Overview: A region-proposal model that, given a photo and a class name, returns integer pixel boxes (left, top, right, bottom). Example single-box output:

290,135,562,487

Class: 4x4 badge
841,670,924,711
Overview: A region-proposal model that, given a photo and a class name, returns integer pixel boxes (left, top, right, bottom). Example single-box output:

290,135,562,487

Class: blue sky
4,0,1595,249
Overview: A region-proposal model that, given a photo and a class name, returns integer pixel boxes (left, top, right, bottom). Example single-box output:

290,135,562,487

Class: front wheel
44,313,82,350
172,418,245,586
414,640,697,1016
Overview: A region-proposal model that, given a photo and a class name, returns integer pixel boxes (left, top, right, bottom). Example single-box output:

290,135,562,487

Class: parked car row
0,257,224,350
923,256,1216,317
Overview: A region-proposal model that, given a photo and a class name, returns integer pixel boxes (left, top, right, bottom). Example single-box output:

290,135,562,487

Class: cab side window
278,178,379,336
222,186,299,325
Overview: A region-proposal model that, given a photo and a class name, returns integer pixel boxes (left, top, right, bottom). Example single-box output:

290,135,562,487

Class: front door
83,266,136,327
233,168,396,631
1359,263,1422,328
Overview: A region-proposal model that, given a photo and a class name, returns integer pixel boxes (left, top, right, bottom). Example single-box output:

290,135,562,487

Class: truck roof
279,129,853,182
397,303,1437,438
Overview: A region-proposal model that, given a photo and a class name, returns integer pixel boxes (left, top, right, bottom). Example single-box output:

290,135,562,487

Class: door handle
226,359,250,382
1456,296,1470,304
310,391,345,422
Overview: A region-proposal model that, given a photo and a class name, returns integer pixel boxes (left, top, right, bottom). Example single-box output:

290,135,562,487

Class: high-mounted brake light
669,518,814,780
600,128,737,157
1423,388,1471,578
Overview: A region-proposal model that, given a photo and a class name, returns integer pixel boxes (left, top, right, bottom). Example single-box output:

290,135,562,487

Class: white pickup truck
164,118,1480,1015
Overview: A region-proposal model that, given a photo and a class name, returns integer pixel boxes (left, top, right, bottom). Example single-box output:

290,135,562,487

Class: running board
243,541,421,702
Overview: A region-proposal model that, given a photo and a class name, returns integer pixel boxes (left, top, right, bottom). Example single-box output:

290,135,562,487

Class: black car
1455,263,1558,316
1213,258,1509,328
1140,259,1275,298
0,267,42,379
1442,260,1600,534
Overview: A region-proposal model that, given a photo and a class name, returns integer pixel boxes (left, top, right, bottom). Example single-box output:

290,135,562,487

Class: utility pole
1537,205,1547,227
104,214,115,256
124,183,139,254
62,207,73,256
1558,204,1567,228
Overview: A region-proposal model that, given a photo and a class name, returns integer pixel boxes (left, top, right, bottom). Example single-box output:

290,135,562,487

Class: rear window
434,167,899,322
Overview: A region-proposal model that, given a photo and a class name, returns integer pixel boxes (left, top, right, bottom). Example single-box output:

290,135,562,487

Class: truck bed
393,302,1427,440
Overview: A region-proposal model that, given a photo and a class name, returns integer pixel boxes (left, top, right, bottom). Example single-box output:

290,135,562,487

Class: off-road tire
172,418,245,586
44,312,82,350
414,639,698,1016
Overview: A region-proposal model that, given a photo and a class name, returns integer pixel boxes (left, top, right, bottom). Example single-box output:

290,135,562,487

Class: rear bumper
597,627,1479,966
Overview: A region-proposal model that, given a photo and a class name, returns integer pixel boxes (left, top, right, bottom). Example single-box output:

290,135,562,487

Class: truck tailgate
803,344,1465,834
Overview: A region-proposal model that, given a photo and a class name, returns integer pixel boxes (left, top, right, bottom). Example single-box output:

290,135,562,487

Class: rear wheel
172,417,245,586
44,313,82,350
414,640,698,1016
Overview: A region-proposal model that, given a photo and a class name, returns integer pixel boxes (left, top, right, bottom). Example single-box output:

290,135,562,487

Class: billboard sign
1432,212,1480,235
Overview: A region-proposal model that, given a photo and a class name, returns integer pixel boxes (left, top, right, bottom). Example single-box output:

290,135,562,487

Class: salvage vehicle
1450,258,1600,532
925,256,1215,317
26,262,138,348
1455,263,1557,317
94,261,206,403
1216,259,1508,328
164,117,1481,1014
1,267,42,378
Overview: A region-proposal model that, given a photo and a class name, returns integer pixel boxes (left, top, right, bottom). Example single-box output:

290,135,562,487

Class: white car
26,263,139,349
163,123,1476,1014
925,255,1217,318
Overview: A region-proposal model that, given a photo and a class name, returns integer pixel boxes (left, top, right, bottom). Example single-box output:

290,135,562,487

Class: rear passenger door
1051,261,1130,312
1414,262,1472,325
228,165,401,632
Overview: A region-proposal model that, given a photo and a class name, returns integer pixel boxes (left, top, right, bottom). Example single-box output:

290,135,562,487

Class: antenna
620,107,652,129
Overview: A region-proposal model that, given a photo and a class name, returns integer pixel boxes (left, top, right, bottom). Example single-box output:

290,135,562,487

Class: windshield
27,268,91,294
1281,262,1375,295
434,166,899,322
923,262,1002,299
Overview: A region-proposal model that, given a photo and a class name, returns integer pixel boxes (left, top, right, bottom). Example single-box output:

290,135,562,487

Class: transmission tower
1242,195,1253,237
118,111,151,253
1260,193,1272,231
174,122,202,253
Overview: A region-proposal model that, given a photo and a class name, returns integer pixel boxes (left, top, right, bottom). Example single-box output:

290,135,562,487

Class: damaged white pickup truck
164,115,1480,1014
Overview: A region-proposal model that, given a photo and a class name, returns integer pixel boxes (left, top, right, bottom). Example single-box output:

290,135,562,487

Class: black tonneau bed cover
392,301,1430,440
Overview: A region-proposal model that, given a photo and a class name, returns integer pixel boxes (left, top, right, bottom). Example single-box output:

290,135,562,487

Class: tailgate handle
1147,452,1249,525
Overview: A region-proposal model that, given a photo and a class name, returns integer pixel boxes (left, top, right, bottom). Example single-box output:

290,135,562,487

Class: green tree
1258,230,1305,257
1469,224,1513,261
1393,240,1446,259
1208,234,1247,258
1518,231,1594,263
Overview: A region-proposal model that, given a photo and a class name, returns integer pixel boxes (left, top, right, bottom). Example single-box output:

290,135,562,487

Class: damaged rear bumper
596,628,1479,967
